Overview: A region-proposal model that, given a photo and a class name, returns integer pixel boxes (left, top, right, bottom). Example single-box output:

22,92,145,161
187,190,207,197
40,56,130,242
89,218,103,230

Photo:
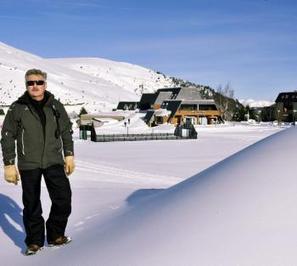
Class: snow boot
48,236,72,247
25,244,43,256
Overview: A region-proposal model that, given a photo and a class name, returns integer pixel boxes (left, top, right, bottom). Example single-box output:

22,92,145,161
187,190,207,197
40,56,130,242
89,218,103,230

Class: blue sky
1,0,297,101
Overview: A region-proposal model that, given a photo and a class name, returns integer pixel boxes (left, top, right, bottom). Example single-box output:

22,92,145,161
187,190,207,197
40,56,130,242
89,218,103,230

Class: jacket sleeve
56,102,74,157
1,104,18,165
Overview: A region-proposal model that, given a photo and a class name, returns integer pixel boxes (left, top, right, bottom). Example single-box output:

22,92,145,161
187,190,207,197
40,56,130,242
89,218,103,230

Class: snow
1,123,292,265
0,41,275,116
48,57,174,96
93,112,173,135
239,98,274,108
154,108,171,117
0,41,293,265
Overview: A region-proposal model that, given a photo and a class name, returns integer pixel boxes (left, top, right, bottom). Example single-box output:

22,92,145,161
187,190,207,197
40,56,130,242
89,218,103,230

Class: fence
92,133,187,142
79,125,198,142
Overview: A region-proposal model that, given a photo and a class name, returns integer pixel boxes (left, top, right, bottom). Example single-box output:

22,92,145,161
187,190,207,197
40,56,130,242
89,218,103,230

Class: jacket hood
17,90,54,106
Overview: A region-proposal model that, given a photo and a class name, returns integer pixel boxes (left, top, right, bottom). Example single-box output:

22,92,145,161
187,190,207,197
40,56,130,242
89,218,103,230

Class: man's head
25,69,47,101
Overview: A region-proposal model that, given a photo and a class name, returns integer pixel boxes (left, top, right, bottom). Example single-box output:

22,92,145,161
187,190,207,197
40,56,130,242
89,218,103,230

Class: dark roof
181,99,216,105
176,87,203,101
161,100,182,120
275,92,297,102
157,87,207,101
157,87,182,93
157,87,181,100
143,110,155,124
139,93,158,110
117,101,139,110
154,91,173,104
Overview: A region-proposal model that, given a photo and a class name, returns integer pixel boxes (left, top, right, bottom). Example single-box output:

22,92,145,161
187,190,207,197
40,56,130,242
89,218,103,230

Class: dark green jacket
1,91,74,170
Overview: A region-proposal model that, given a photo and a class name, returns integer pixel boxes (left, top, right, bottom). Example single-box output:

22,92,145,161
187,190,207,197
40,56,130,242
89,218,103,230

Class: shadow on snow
126,188,165,207
0,193,26,253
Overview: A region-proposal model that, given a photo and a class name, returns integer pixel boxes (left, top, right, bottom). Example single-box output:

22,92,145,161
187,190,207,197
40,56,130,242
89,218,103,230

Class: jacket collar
17,91,54,106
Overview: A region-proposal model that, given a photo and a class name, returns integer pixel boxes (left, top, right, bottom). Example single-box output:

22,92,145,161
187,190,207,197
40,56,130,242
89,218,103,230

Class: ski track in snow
75,159,181,185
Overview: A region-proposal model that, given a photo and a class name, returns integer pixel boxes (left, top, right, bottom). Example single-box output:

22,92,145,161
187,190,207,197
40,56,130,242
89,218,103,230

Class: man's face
26,74,47,100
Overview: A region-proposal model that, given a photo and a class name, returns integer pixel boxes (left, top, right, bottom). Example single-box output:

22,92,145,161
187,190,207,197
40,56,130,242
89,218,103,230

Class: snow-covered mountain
239,98,274,108
0,42,174,112
48,57,173,96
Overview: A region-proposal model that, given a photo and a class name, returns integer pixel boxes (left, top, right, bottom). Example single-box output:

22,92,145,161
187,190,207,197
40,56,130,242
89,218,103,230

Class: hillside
0,42,174,113
0,41,272,120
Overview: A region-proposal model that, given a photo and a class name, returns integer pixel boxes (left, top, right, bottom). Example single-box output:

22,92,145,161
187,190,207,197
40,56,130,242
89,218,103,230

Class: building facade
141,87,222,126
275,92,297,123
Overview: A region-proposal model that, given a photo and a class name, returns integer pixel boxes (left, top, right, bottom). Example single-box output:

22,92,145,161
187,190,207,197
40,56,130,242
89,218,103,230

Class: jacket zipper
59,136,63,153
29,105,45,166
21,128,25,155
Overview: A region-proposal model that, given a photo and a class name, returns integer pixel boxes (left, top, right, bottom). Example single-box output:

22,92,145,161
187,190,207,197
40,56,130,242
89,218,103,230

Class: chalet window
170,93,177,99
199,104,217,110
155,116,163,124
161,102,169,108
180,104,196,110
284,102,293,110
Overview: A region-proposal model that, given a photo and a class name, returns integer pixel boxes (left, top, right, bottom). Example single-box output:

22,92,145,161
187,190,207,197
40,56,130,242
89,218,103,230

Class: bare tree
224,82,234,99
216,82,235,120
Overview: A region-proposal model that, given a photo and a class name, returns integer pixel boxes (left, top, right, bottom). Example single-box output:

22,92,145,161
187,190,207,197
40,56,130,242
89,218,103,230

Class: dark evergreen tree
79,107,88,117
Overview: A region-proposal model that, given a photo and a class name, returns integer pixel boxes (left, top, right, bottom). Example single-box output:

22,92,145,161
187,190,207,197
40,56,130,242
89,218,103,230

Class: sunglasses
26,80,45,86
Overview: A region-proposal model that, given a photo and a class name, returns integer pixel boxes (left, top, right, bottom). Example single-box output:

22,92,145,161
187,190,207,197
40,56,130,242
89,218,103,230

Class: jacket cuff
64,150,74,157
4,158,15,166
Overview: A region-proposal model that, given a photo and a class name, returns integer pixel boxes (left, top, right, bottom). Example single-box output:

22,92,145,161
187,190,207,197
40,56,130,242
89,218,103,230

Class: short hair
25,69,47,80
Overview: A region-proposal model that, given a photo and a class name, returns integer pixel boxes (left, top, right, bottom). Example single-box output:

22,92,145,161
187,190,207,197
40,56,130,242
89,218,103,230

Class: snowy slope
85,126,295,266
0,124,287,266
0,42,174,112
48,57,174,96
38,126,294,266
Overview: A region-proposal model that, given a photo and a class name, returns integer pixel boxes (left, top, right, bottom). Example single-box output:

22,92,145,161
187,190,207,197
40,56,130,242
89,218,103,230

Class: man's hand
4,165,20,185
64,156,75,176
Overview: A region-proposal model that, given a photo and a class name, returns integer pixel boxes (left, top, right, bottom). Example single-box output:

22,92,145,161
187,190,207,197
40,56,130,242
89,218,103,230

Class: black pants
20,164,72,247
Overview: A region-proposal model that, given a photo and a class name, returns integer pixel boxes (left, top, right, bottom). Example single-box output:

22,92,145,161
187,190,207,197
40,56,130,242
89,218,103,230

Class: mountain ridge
0,41,174,112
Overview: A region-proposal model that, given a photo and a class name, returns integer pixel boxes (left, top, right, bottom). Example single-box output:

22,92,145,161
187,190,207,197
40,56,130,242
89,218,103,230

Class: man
1,69,75,255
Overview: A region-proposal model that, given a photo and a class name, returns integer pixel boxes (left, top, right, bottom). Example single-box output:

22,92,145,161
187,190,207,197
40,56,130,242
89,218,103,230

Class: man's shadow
0,193,26,253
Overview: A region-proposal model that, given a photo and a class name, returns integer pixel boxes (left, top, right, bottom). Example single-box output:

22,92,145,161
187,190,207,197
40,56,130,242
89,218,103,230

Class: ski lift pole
124,121,129,135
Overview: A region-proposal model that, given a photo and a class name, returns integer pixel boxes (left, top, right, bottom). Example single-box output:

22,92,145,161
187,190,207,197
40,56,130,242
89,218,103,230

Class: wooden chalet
275,91,297,122
140,86,221,126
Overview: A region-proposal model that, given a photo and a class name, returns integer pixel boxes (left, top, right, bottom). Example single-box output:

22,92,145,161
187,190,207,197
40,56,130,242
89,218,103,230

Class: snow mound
30,127,296,265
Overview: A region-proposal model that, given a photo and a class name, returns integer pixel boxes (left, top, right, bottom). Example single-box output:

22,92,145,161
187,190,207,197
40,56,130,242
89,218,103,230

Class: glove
64,156,75,176
4,165,20,185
